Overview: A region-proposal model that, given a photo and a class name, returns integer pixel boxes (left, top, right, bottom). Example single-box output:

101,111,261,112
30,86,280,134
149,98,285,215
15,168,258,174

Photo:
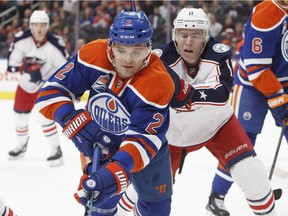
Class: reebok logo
115,171,128,193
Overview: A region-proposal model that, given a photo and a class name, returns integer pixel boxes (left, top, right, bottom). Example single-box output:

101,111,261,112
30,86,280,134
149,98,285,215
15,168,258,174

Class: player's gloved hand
74,161,95,205
171,79,194,109
268,93,288,125
23,63,42,84
60,109,105,157
79,161,130,207
74,172,89,205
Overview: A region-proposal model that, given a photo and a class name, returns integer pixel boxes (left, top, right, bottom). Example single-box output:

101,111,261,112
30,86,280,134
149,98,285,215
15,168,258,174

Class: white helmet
172,8,210,41
275,0,288,10
29,10,49,31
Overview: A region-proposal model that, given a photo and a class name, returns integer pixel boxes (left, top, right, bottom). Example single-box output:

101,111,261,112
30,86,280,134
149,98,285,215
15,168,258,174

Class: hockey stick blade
273,188,282,200
269,120,287,201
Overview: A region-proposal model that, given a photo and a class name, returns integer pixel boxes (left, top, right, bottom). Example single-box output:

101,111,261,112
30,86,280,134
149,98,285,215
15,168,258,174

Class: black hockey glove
24,63,42,84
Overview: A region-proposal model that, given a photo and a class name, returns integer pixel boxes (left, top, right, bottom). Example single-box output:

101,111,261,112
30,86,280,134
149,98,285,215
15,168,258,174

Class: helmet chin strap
173,40,207,65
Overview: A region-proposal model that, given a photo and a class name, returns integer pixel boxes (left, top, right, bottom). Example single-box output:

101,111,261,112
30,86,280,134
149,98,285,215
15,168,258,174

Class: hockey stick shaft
269,121,286,180
269,119,287,200
131,0,136,11
84,146,100,216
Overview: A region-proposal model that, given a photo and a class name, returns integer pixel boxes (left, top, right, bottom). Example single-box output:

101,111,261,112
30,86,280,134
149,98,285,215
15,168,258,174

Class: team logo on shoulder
58,38,66,47
281,30,288,62
213,43,230,53
93,75,110,93
15,31,24,38
152,49,163,57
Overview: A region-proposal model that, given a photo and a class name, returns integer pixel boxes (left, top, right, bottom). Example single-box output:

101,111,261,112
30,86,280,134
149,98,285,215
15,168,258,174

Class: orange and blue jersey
234,0,288,97
35,39,174,174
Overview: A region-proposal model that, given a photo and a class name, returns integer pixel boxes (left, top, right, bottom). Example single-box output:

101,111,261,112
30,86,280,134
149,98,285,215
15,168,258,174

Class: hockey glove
171,79,194,109
268,93,288,125
23,63,42,84
80,161,131,207
74,173,90,205
60,109,106,157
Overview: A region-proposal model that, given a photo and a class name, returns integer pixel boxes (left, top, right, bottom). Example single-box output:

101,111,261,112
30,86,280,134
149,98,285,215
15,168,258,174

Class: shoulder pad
159,41,179,65
203,38,232,62
47,33,66,48
14,31,24,38
13,30,32,43
152,49,163,57
251,1,286,30
47,33,68,58
212,43,231,54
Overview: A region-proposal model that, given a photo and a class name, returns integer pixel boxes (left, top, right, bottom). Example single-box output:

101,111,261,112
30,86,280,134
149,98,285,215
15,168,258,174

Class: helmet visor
112,43,150,61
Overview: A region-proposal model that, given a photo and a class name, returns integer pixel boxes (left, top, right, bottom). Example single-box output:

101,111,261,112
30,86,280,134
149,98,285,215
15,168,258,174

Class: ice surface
0,100,287,216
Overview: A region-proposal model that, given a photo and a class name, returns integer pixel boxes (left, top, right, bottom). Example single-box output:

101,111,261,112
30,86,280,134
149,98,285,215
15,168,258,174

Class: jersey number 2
146,113,164,135
55,62,74,80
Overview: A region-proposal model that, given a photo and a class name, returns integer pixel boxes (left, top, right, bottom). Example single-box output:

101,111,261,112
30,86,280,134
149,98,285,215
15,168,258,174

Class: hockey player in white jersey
117,8,278,216
7,10,69,166
0,197,16,216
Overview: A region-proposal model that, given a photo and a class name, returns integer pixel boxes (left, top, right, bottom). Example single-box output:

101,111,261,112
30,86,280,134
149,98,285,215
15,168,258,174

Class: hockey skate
8,143,28,159
47,146,64,167
206,191,230,216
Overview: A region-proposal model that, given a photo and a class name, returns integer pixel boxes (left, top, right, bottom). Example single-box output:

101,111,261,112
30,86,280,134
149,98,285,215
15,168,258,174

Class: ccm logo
120,35,135,39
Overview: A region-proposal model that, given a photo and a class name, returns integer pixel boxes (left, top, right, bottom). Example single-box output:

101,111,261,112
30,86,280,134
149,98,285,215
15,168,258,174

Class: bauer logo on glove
268,93,288,125
268,95,288,108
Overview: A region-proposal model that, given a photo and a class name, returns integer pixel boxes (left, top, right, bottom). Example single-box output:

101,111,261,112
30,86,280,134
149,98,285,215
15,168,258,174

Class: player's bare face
112,43,149,79
31,23,47,42
175,29,206,64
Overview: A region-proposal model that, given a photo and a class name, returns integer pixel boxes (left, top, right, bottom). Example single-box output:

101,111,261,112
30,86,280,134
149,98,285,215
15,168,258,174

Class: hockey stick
131,0,136,11
178,149,187,174
269,119,287,200
84,146,101,216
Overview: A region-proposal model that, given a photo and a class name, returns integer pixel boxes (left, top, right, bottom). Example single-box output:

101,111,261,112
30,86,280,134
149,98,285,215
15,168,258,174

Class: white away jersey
156,39,234,146
7,30,69,93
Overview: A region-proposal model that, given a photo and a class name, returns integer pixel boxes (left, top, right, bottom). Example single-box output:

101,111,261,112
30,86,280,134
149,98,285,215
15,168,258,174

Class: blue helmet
109,10,152,46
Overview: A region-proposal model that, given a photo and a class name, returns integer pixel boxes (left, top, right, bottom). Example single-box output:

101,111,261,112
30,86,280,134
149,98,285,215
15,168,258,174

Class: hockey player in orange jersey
35,9,180,216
